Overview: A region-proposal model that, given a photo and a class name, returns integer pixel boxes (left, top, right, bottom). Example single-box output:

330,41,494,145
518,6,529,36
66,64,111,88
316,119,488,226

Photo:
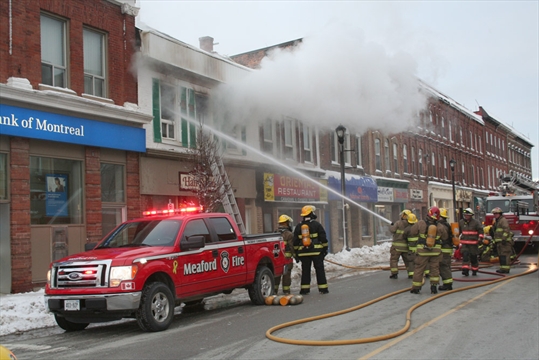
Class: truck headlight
110,265,138,287
46,270,51,287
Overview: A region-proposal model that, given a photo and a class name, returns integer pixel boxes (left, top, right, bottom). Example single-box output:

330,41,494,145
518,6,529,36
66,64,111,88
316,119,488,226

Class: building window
479,136,482,153
449,121,453,142
331,132,338,163
431,152,436,178
101,163,126,236
403,144,408,174
418,148,423,176
30,156,83,225
302,123,312,163
459,127,463,146
470,131,474,150
160,83,176,140
444,156,448,179
344,131,351,166
375,138,381,171
462,162,466,185
411,146,415,175
356,135,362,167
83,28,106,97
262,121,274,154
384,139,390,171
441,117,446,138
283,117,295,160
0,153,7,200
40,14,67,87
393,142,399,173
226,125,247,155
472,164,476,185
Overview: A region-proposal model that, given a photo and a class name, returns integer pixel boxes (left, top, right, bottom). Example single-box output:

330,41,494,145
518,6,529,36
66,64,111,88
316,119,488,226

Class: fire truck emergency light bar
142,206,203,217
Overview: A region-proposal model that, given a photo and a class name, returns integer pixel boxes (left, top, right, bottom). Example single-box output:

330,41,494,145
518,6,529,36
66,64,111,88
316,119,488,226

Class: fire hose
266,240,538,346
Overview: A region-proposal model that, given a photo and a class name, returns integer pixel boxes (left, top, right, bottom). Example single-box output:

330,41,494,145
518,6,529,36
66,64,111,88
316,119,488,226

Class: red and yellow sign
264,173,327,203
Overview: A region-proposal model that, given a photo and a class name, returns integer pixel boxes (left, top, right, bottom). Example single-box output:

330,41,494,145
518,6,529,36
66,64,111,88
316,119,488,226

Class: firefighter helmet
407,213,418,224
463,208,474,216
439,208,448,218
492,207,503,214
278,214,293,224
300,205,316,217
483,225,491,234
400,209,412,219
428,206,440,220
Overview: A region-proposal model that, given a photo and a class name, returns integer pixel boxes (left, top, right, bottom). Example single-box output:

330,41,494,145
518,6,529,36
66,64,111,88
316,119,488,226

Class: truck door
207,216,247,287
177,218,222,298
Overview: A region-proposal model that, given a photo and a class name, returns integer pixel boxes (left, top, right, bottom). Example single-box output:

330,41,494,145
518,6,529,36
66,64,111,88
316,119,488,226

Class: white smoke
213,22,428,134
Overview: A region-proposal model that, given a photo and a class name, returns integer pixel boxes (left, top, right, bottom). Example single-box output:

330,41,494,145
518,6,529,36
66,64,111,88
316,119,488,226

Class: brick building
0,0,151,293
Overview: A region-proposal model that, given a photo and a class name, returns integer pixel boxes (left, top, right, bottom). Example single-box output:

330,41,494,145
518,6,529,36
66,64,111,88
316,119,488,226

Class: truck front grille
51,260,112,288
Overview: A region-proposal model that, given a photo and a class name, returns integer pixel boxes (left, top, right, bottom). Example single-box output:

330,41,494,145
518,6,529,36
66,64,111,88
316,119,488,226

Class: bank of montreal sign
0,104,146,152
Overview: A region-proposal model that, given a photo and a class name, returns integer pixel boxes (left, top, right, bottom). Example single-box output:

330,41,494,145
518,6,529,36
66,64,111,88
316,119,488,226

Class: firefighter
274,214,295,295
491,207,513,274
388,209,412,279
478,226,494,262
411,206,444,294
404,213,419,279
459,208,483,276
437,208,454,291
293,205,329,294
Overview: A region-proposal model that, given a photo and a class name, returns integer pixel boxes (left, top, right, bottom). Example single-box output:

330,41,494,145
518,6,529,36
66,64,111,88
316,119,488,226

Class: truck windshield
98,219,182,248
487,199,535,213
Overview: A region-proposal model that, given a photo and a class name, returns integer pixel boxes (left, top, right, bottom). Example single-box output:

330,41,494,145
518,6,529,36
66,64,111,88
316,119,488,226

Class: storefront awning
328,174,378,202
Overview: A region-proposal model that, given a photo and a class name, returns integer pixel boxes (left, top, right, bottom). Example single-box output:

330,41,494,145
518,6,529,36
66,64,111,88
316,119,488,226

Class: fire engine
45,206,289,332
484,173,539,246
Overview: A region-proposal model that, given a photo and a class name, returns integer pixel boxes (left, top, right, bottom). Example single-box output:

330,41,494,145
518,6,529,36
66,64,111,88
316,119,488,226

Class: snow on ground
0,243,391,337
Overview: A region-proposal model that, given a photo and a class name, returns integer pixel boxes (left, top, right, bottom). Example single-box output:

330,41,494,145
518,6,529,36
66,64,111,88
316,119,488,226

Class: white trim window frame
302,123,313,163
283,117,296,161
262,120,274,155
83,27,107,98
40,13,67,88
356,134,362,168
160,83,177,140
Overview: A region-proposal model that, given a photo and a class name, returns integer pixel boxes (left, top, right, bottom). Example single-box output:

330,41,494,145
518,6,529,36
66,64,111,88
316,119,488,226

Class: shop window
30,156,83,225
0,153,7,200
83,28,106,97
41,13,67,88
101,163,126,236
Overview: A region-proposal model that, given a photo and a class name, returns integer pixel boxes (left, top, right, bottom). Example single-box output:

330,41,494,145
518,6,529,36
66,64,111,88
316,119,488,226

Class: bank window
101,163,126,236
41,13,67,88
30,156,83,225
0,153,7,200
83,28,106,97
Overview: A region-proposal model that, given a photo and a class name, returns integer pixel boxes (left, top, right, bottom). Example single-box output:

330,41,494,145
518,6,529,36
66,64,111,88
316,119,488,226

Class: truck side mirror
180,235,205,251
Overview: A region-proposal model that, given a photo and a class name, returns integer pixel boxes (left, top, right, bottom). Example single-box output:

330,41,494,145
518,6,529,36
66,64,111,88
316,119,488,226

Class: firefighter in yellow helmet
437,208,454,290
411,206,445,294
388,209,413,279
293,205,329,294
491,207,513,273
274,214,295,295
459,208,483,276
404,213,419,279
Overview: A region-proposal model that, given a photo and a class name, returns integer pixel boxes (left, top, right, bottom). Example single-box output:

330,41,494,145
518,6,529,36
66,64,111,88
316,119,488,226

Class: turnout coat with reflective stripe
389,219,410,252
458,218,483,245
293,219,328,256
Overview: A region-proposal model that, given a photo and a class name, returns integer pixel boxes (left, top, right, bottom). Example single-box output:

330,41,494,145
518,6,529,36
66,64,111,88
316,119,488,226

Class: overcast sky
137,0,539,180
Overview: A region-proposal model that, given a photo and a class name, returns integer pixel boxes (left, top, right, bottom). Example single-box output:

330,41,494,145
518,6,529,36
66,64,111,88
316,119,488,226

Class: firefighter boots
408,275,413,279
438,284,453,291
410,288,420,294
299,289,310,295
319,289,329,294
430,285,438,294
472,270,478,276
389,274,398,279
496,269,510,274
462,269,469,276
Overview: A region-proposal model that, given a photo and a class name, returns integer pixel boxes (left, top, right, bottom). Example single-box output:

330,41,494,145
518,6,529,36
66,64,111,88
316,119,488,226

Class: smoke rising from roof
213,23,428,134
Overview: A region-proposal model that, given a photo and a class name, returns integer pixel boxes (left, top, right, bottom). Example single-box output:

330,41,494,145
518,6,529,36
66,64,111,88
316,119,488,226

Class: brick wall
10,137,32,293
0,0,138,105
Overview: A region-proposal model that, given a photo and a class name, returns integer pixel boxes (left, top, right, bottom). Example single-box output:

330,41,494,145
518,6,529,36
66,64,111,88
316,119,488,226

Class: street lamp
449,159,457,222
335,125,349,251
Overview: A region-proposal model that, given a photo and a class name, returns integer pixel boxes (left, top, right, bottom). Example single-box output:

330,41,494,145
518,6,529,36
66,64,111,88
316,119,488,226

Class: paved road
2,253,538,360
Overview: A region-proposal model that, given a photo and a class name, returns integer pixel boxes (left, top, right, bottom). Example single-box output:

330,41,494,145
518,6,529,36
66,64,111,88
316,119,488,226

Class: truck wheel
248,266,274,305
54,314,89,331
136,282,174,332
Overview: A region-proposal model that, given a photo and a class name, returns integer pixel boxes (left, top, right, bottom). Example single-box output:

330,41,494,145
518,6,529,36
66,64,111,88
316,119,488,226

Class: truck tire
54,314,89,331
248,266,274,305
136,282,174,332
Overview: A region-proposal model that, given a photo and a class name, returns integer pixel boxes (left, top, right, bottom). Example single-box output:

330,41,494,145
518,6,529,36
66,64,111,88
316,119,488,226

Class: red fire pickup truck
45,208,288,332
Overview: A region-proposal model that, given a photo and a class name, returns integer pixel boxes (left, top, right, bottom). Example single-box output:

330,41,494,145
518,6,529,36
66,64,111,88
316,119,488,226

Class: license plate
64,300,80,311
